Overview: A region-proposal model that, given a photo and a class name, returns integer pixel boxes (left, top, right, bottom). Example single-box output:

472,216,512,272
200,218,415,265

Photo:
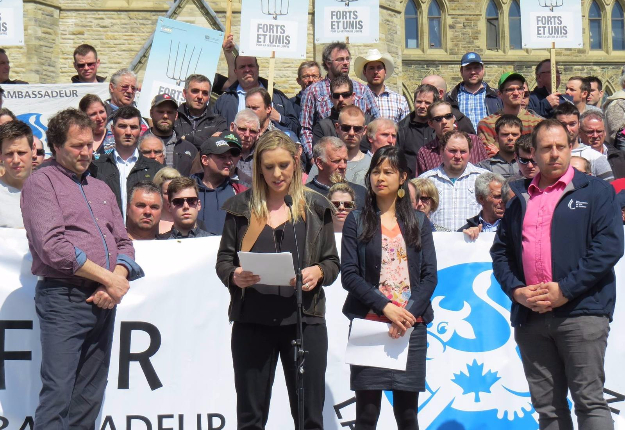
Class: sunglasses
431,113,454,123
332,91,353,100
339,124,365,133
75,62,97,69
517,156,535,165
419,196,432,203
171,197,199,207
35,149,45,156
331,200,355,210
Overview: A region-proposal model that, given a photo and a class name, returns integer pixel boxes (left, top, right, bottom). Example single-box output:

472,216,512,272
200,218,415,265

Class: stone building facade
7,0,625,107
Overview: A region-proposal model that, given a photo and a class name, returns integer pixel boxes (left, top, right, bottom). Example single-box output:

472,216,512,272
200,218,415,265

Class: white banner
136,18,224,118
315,0,379,44
239,0,309,59
0,0,24,46
0,229,623,429
521,0,583,49
2,83,110,150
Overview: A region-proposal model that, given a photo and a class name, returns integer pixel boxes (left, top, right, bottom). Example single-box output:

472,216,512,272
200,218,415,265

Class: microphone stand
284,195,306,430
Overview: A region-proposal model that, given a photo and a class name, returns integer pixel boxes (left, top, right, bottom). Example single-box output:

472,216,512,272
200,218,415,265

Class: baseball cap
151,93,178,108
200,136,241,157
460,52,483,67
218,131,241,148
498,72,526,91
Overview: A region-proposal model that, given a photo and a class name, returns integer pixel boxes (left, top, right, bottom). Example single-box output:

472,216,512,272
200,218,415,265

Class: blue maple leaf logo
451,359,501,402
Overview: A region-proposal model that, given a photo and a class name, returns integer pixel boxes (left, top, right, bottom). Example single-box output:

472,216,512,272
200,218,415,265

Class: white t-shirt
0,178,24,228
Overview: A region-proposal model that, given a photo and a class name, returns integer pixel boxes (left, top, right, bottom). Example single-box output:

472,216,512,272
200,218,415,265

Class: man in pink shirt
491,119,623,430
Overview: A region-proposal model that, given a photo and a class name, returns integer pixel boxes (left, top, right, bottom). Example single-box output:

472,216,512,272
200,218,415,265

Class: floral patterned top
378,224,411,308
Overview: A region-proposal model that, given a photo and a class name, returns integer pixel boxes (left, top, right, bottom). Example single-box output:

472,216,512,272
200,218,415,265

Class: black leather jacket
215,189,340,321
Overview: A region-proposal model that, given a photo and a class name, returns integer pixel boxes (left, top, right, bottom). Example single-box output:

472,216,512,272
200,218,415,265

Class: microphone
284,195,293,208
284,195,302,298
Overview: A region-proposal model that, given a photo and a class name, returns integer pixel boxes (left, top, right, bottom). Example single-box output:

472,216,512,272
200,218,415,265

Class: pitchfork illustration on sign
166,41,202,86
260,0,290,20
336,0,359,6
538,0,563,12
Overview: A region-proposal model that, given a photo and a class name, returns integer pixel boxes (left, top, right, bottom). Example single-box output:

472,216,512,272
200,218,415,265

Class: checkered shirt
299,77,380,155
418,162,489,231
457,84,488,131
375,87,410,123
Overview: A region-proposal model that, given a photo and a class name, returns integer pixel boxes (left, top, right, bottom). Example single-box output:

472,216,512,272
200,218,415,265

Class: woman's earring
397,188,405,198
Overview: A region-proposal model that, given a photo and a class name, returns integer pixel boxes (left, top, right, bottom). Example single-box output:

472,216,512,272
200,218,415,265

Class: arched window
405,0,419,49
589,1,603,50
612,2,625,50
428,0,442,49
486,1,500,50
509,0,522,49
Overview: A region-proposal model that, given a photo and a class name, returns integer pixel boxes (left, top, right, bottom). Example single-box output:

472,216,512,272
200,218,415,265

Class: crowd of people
0,38,624,430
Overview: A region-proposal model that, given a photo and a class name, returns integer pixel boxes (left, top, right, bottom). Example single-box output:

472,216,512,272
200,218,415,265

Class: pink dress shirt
522,166,575,285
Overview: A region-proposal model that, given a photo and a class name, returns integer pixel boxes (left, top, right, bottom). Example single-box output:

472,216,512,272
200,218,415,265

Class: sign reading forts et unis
520,0,583,48
239,0,309,59
0,0,24,46
315,0,380,43
137,17,224,118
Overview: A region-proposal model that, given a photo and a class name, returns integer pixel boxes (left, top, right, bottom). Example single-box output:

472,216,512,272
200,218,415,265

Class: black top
240,220,323,326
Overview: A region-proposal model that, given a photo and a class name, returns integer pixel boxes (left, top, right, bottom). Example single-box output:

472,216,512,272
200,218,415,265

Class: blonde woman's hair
153,167,181,188
251,131,308,222
410,177,440,212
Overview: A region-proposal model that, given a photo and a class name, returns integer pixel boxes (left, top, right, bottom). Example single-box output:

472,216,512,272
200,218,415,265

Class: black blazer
341,210,438,323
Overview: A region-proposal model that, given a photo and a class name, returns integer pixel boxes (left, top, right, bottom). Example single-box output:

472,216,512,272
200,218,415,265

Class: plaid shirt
419,162,488,231
375,86,410,123
457,84,488,131
299,76,380,155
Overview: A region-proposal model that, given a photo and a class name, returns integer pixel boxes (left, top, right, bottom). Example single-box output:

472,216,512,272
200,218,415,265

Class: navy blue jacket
529,86,574,118
214,78,300,135
341,210,438,323
490,171,624,327
192,173,245,235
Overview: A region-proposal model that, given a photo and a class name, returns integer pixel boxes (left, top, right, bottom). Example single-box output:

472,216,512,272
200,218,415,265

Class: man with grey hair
174,74,227,149
579,110,625,179
459,172,505,239
232,109,261,188
291,61,322,118
604,71,625,146
366,118,397,155
305,136,366,208
105,68,149,134
570,156,592,175
138,134,166,164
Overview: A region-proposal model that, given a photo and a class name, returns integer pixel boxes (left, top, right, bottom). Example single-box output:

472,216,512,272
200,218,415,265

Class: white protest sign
521,0,583,48
0,0,24,46
239,0,309,59
137,17,223,118
315,0,379,43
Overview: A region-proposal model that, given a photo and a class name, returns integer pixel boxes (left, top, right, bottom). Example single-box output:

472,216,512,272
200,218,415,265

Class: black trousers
231,322,328,430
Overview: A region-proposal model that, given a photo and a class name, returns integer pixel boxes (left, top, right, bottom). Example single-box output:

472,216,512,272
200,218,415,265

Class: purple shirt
20,160,140,279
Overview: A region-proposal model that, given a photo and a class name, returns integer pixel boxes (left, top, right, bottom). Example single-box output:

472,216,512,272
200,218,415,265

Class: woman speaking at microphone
216,130,340,430
341,146,438,430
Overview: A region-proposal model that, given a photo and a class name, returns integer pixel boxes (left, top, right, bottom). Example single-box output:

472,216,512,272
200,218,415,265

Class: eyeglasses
35,149,45,156
171,197,199,207
517,156,536,165
301,74,320,80
339,124,365,133
119,85,137,93
332,91,353,100
141,149,164,156
503,87,524,94
331,200,355,210
75,62,97,69
235,125,259,135
431,113,454,123
419,196,432,203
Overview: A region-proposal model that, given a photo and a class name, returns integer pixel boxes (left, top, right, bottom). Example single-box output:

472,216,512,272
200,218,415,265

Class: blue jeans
515,312,612,430
34,280,116,430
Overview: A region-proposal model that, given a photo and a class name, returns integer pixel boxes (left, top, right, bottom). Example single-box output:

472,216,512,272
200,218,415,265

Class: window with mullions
509,0,522,49
613,2,625,51
486,1,500,50
589,1,603,50
405,0,419,49
428,0,442,49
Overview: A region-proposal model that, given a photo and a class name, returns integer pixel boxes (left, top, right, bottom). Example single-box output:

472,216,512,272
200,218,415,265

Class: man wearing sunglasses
71,44,106,84
416,100,488,175
32,136,45,169
334,106,370,186
158,177,212,239
104,69,149,135
514,135,539,179
0,120,33,227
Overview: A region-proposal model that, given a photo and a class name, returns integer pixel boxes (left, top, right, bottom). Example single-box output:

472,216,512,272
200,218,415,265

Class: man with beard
478,115,522,178
125,182,162,240
148,94,178,157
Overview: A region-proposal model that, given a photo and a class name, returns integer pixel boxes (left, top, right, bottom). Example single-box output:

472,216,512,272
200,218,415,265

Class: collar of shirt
372,85,389,97
460,83,486,95
479,214,501,232
114,148,139,165
50,159,91,182
528,165,575,196
433,162,482,182
170,226,200,238
312,177,331,190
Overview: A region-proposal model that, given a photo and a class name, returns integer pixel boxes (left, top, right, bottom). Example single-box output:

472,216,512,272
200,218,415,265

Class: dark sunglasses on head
431,113,454,123
331,200,355,210
171,197,199,207
339,124,365,133
517,156,535,165
35,149,45,156
332,91,353,100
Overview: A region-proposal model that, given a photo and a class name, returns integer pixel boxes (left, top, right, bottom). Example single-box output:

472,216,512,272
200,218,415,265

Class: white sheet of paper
237,252,296,286
345,318,414,371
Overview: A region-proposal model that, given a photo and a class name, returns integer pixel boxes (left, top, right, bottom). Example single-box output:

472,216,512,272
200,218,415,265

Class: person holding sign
341,145,437,430
215,131,340,430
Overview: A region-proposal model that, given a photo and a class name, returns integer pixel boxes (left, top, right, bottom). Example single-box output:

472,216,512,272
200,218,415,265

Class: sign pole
550,42,557,92
225,0,232,36
268,51,276,99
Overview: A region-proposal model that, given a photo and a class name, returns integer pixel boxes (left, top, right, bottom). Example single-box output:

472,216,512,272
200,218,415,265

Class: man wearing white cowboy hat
354,49,410,124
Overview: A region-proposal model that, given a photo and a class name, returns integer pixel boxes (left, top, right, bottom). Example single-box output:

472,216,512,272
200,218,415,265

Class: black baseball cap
200,136,241,157
151,93,178,108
